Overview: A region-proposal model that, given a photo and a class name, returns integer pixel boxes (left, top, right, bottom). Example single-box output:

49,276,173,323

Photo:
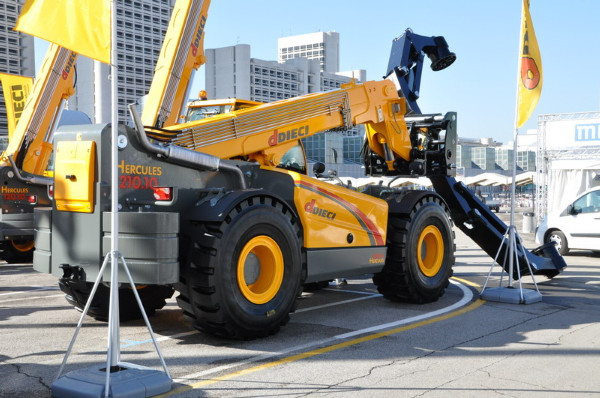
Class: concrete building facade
278,32,339,74
0,0,35,147
69,0,174,124
205,31,368,177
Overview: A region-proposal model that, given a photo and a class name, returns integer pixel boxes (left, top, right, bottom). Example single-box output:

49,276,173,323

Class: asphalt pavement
1,209,599,397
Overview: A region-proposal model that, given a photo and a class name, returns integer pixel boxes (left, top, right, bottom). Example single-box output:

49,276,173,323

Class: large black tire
0,239,34,264
373,195,455,303
177,196,303,339
59,280,174,321
546,229,569,255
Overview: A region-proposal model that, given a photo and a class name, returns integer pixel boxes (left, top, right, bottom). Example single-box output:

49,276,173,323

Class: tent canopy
327,172,536,190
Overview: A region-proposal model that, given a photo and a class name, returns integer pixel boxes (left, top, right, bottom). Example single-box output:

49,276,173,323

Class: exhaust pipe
128,103,246,189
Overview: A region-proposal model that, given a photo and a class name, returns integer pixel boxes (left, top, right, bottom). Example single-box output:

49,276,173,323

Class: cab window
573,190,600,214
186,105,233,122
277,143,306,174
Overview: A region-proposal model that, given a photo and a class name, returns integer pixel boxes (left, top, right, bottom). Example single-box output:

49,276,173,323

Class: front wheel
374,195,455,303
546,230,569,255
177,197,303,339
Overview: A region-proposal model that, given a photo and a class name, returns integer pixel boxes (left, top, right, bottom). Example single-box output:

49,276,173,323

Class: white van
535,186,600,255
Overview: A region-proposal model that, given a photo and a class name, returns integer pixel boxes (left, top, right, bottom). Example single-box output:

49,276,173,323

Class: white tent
546,159,600,214
465,172,535,187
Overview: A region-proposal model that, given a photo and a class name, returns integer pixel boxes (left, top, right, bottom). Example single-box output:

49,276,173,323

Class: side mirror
567,204,578,215
313,162,325,177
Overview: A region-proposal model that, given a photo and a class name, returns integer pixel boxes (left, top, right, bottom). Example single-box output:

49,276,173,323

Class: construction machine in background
0,44,78,263
31,1,566,339
0,0,210,265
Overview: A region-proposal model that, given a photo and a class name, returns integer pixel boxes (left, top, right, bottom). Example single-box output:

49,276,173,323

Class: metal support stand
51,2,172,395
52,251,172,397
480,224,542,304
481,0,545,306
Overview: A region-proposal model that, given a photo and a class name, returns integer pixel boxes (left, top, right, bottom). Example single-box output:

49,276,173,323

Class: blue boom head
386,29,456,114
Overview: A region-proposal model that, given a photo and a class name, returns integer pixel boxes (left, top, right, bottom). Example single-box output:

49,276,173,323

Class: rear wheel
177,196,303,339
546,230,569,255
59,280,174,321
0,239,34,264
374,195,454,303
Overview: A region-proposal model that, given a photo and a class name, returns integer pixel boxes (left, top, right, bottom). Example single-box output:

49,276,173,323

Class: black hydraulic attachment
430,176,566,278
386,28,456,114
383,29,565,278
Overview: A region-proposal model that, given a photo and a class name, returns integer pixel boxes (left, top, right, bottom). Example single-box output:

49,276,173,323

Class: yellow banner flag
0,73,33,140
517,0,543,128
15,0,111,64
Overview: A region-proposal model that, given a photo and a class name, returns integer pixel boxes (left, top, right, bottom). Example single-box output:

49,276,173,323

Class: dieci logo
62,51,77,80
268,125,309,146
190,15,207,56
304,199,336,220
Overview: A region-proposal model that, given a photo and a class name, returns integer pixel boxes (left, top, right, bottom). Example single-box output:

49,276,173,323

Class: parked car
481,193,501,212
535,186,600,255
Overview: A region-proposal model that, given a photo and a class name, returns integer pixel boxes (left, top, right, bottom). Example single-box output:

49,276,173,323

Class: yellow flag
0,73,33,140
517,0,543,128
15,0,111,64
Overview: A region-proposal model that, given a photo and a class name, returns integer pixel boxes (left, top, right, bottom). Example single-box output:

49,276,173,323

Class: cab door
568,189,600,250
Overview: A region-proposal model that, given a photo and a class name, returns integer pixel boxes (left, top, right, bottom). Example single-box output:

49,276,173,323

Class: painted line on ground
322,288,381,295
0,286,59,296
294,293,382,313
120,289,382,347
163,278,483,396
0,293,64,304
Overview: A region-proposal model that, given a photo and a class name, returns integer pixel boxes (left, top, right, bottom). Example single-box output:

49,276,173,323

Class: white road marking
0,293,64,304
173,279,473,384
0,286,59,296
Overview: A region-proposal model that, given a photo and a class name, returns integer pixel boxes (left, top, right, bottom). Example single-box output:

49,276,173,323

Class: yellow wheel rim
417,225,444,277
11,240,34,253
237,236,284,305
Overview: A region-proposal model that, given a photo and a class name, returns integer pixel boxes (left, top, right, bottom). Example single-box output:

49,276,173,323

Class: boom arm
144,28,457,179
159,79,416,170
1,44,77,175
141,0,211,128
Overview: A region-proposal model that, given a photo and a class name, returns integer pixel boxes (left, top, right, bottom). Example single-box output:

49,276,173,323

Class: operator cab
184,92,262,123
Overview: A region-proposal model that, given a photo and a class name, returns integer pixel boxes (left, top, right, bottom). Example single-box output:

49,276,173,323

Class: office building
278,32,340,73
69,0,174,124
205,44,366,102
0,0,35,147
471,146,497,170
205,30,367,177
455,145,473,174
516,149,536,171
495,148,514,171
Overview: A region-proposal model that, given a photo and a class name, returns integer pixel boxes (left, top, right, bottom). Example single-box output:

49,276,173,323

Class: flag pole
103,0,120,394
480,0,542,304
506,0,527,294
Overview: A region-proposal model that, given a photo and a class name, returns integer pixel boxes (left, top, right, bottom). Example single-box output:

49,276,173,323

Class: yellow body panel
54,141,96,213
284,170,388,249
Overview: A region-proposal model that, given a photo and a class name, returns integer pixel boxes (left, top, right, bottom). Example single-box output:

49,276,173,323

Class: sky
34,0,600,144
